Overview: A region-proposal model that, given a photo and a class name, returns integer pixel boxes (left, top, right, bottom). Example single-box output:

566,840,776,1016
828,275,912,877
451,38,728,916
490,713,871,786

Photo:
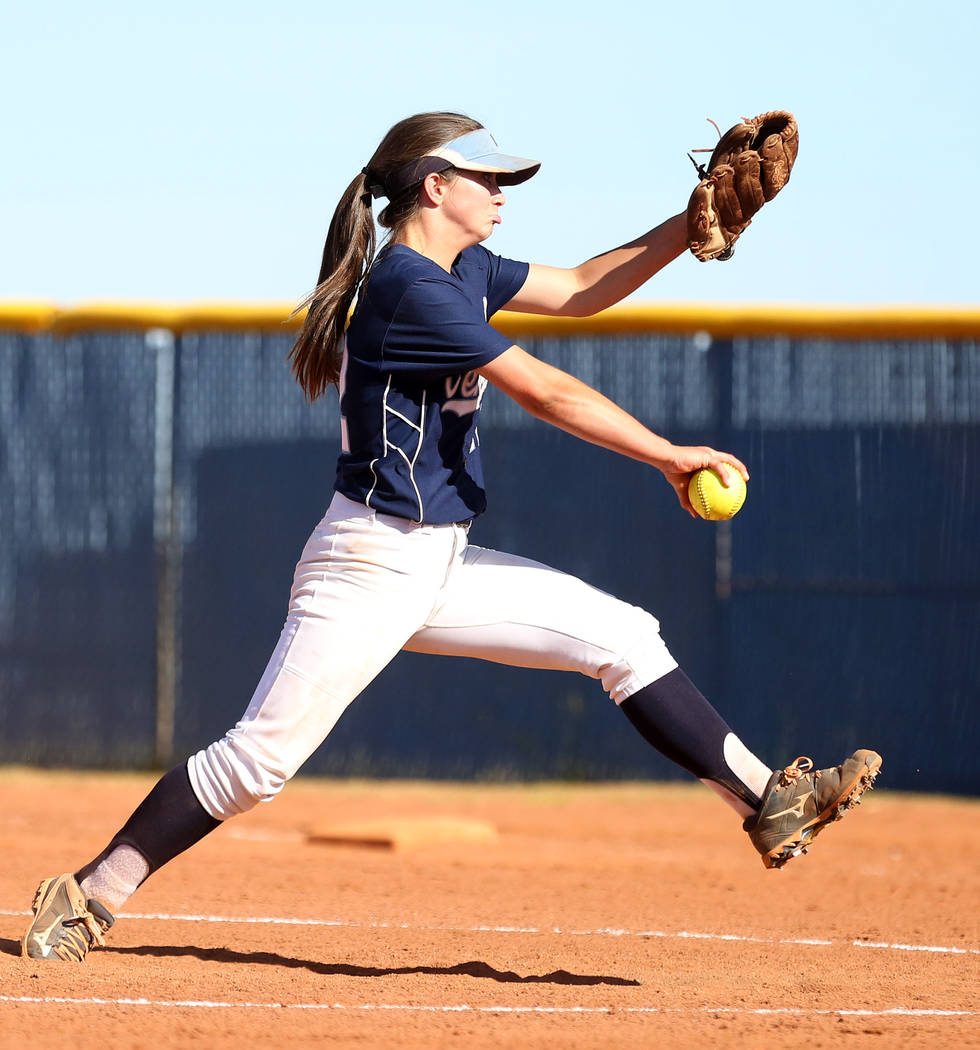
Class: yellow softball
688,465,747,521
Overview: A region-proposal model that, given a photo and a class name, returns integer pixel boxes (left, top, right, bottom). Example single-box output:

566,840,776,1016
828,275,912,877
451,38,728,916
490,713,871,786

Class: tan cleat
22,873,115,962
743,749,882,870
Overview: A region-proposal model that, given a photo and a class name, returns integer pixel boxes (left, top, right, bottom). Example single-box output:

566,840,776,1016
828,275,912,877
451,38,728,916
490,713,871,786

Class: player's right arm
478,345,747,516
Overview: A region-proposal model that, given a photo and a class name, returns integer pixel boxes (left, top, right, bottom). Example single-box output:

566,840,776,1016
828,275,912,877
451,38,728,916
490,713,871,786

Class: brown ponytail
288,111,483,400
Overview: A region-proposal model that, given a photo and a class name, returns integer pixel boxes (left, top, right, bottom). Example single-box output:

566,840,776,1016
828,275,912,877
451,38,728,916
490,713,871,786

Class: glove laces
688,117,725,178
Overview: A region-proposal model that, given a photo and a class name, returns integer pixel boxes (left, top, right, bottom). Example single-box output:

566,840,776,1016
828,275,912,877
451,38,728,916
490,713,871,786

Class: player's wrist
648,440,686,475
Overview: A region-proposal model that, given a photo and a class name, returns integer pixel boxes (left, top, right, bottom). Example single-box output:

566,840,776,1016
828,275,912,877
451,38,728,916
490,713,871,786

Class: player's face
443,170,506,244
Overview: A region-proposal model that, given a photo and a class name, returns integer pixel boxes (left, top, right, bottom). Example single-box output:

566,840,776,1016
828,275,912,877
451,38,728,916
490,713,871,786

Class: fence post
149,328,180,767
703,334,735,709
706,335,735,600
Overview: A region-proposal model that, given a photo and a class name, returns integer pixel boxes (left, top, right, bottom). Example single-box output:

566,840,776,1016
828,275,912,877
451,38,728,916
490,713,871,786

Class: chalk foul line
1,908,976,957
0,995,974,1017
107,913,980,957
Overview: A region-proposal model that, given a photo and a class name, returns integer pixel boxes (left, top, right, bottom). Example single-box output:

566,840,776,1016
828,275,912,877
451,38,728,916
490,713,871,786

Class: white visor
427,128,540,185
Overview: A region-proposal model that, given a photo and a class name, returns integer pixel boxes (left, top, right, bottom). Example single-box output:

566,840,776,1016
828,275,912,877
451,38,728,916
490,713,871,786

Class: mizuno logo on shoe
766,790,813,821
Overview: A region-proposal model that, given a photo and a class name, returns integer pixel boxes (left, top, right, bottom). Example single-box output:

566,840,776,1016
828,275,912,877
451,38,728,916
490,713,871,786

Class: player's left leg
404,542,771,816
407,542,881,867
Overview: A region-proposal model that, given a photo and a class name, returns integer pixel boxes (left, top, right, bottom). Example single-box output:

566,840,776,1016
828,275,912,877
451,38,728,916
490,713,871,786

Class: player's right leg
23,495,468,961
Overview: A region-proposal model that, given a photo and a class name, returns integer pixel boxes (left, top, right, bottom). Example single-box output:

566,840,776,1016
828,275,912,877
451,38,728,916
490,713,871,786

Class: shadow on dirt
110,944,640,986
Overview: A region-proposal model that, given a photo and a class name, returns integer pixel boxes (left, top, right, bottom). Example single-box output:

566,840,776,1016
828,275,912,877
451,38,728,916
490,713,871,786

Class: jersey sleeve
479,246,530,317
380,276,516,376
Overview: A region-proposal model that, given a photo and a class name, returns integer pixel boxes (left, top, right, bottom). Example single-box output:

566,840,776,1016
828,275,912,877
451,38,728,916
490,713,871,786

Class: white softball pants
187,493,678,820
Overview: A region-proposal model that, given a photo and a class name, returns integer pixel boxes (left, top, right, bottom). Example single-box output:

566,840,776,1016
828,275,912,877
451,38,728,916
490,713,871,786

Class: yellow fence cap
0,302,60,332
0,300,978,340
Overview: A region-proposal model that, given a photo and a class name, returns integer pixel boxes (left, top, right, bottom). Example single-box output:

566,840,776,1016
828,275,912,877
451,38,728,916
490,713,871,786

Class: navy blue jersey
335,243,529,523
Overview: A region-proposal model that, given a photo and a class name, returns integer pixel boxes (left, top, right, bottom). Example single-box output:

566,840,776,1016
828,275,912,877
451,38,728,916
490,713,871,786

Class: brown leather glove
687,111,799,262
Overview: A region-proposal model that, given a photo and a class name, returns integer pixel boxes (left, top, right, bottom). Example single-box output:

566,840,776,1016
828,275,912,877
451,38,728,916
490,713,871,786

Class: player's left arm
502,212,688,318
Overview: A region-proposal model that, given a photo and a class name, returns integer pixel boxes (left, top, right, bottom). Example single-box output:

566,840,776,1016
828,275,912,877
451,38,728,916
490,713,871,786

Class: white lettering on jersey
446,297,491,433
443,370,485,416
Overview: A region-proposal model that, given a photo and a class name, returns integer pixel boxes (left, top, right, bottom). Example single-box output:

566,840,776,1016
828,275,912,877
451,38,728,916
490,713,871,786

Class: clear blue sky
4,0,977,306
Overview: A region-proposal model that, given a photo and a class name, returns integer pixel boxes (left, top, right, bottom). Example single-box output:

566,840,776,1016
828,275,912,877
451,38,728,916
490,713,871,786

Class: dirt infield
1,769,977,1049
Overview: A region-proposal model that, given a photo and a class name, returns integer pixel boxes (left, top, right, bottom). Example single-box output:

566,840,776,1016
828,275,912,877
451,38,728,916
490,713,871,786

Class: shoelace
778,756,814,785
51,912,109,962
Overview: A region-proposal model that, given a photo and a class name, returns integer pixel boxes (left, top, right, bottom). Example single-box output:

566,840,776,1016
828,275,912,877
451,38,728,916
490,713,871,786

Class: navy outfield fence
0,303,977,794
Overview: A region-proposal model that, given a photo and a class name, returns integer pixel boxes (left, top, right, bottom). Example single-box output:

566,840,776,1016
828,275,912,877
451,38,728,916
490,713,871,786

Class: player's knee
187,734,289,820
600,607,678,705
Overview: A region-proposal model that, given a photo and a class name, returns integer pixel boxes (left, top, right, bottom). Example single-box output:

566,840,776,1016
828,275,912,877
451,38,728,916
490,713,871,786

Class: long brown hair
289,111,483,400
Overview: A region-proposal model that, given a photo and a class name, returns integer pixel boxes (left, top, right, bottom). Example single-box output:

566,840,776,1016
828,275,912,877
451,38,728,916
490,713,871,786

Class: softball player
24,112,880,962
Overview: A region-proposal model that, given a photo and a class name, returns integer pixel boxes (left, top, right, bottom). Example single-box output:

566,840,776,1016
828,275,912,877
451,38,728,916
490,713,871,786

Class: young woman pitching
24,112,880,962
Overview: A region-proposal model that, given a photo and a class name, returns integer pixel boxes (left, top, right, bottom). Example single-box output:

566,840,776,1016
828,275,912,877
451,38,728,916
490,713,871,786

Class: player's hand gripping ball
689,466,747,521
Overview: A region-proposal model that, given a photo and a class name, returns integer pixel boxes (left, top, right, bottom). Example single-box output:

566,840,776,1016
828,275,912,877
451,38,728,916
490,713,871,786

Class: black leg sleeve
620,667,761,809
76,762,221,884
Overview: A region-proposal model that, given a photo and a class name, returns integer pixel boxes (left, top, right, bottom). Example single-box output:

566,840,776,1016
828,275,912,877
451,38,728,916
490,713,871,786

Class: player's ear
419,171,447,207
